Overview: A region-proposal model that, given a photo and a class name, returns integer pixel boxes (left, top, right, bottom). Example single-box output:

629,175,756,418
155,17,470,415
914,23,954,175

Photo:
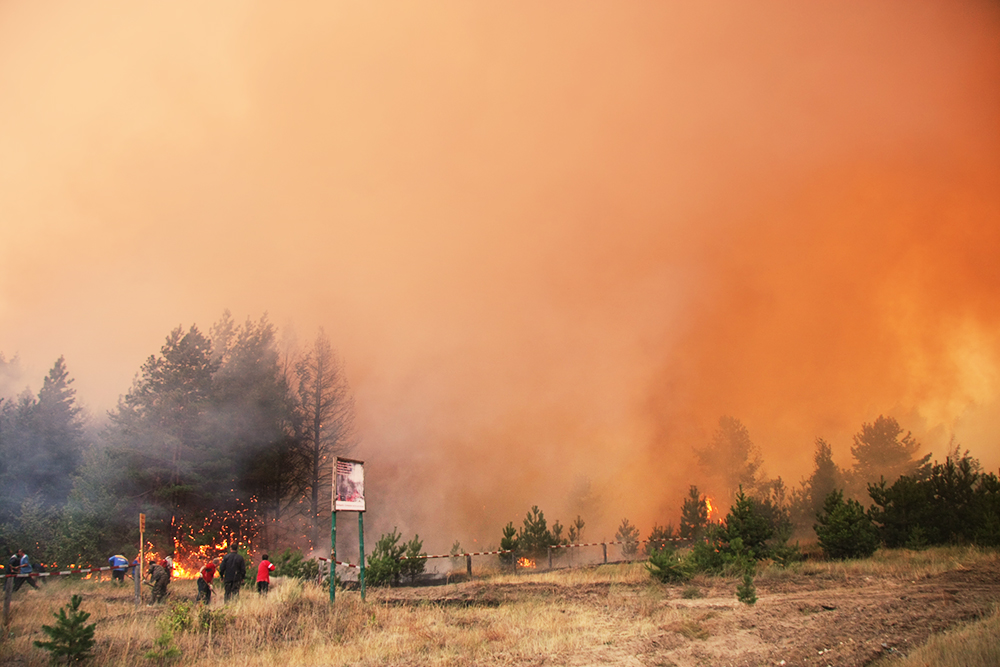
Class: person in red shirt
197,561,216,604
256,554,276,595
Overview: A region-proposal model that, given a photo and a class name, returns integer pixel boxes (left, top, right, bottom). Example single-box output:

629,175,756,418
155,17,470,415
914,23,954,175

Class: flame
516,557,536,569
705,497,716,523
140,504,258,580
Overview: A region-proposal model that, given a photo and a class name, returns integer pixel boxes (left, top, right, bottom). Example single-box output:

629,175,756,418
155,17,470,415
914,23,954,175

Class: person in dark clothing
147,562,169,604
218,545,246,602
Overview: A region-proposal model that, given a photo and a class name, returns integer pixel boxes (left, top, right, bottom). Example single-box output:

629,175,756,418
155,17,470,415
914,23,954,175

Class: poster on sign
333,458,365,512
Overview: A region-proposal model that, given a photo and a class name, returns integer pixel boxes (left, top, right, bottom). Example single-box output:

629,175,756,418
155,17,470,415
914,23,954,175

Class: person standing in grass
219,545,246,602
256,554,276,595
197,560,216,604
13,549,39,591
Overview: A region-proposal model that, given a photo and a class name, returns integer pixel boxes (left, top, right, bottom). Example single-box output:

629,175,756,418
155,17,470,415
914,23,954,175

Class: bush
644,523,676,556
814,489,880,560
400,535,426,582
272,549,320,581
645,543,690,583
366,528,404,587
34,594,97,664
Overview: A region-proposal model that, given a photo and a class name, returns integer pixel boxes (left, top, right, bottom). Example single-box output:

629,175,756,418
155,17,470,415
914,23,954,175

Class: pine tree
499,522,517,565
34,594,97,663
679,485,708,540
615,518,640,558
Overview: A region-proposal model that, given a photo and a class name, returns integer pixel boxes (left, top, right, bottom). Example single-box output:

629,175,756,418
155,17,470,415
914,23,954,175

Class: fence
3,564,140,627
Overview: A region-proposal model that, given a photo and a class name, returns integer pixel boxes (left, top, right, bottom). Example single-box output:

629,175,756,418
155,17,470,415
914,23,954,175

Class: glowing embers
516,557,536,569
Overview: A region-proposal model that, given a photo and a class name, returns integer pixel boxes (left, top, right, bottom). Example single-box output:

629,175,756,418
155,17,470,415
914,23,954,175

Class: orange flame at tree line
517,557,536,569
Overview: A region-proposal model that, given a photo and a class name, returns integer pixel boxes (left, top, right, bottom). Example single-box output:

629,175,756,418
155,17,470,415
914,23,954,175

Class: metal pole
602,543,607,564
133,562,140,606
466,554,472,578
358,512,365,602
548,546,553,570
330,510,337,604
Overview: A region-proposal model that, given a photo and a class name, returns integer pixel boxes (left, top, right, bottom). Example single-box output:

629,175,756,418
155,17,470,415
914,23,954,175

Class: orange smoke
0,2,998,551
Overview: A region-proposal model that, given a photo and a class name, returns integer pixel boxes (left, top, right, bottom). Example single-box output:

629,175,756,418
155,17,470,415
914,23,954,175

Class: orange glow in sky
1,1,998,546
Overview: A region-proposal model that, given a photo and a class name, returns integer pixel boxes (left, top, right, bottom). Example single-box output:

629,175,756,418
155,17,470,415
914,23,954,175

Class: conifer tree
34,594,96,664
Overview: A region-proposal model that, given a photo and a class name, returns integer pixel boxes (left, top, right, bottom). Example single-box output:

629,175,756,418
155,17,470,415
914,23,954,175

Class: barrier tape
399,549,513,561
398,539,690,561
4,565,136,579
316,556,360,570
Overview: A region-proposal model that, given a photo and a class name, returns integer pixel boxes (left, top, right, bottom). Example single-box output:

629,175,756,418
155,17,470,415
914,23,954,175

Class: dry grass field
2,546,998,666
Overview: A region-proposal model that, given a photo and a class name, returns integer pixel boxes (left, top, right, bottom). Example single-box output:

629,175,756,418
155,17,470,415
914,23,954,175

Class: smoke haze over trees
0,313,355,564
1,2,999,550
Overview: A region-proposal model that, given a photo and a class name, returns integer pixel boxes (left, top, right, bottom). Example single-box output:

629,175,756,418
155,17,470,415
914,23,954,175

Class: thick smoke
1,2,998,550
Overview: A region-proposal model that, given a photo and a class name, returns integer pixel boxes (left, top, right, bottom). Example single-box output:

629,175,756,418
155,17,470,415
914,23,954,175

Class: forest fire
705,497,716,523
517,557,536,569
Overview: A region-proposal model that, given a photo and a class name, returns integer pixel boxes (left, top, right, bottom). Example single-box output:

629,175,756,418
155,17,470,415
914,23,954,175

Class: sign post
330,510,337,603
136,513,145,606
332,457,365,604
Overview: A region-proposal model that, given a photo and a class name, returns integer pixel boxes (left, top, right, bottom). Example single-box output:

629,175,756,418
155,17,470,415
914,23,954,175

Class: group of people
143,545,276,605
6,549,40,592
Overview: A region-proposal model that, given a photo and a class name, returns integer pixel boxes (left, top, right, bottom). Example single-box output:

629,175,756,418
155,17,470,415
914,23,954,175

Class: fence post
548,546,553,570
602,543,607,564
133,563,141,606
466,554,472,578
3,575,11,630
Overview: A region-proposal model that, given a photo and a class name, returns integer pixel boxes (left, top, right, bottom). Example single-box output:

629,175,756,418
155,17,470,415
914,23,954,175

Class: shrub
644,523,676,556
400,534,426,582
161,601,193,634
365,528,404,587
736,570,757,605
272,549,320,581
645,543,690,583
34,594,97,664
814,489,880,560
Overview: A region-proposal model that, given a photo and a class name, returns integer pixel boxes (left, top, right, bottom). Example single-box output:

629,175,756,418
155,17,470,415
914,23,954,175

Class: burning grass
1,546,998,666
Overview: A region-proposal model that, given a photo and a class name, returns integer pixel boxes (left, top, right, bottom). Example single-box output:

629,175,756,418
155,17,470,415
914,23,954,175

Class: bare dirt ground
372,558,1000,667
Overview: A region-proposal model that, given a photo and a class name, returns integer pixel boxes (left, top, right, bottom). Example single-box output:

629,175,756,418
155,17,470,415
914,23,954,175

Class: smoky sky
2,1,999,548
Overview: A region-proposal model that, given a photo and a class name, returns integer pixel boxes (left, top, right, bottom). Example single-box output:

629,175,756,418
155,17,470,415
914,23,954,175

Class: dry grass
873,607,1000,667
0,567,683,667
2,547,997,666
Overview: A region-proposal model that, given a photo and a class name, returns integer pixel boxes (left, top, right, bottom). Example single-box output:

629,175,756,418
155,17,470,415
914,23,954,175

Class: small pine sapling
34,594,97,664
499,522,518,565
615,518,640,558
400,534,426,582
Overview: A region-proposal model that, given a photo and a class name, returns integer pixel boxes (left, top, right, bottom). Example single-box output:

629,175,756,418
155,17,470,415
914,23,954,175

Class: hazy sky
2,1,999,547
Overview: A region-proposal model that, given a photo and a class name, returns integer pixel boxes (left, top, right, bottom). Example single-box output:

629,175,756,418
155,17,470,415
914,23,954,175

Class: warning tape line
4,565,136,579
399,539,690,560
399,549,513,560
316,557,360,570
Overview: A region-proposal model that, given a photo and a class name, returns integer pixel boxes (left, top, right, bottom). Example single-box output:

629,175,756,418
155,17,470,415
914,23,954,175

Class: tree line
0,312,356,567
